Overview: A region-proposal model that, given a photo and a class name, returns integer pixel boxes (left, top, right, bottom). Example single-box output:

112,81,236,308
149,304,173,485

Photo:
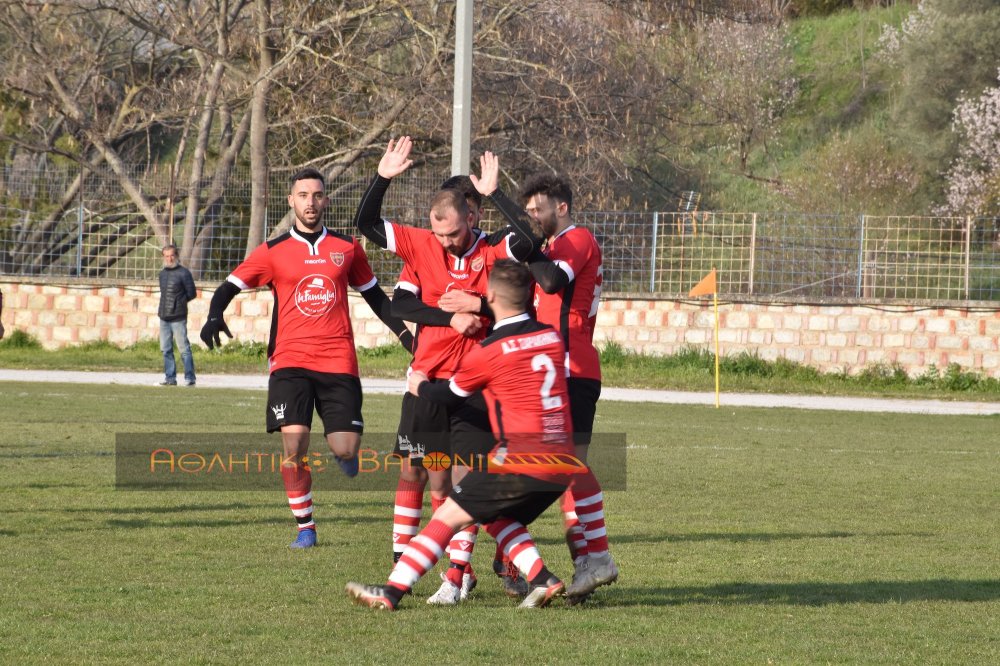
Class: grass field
0,381,997,664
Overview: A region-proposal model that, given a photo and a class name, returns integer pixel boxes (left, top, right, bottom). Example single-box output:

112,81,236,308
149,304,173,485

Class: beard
297,210,322,230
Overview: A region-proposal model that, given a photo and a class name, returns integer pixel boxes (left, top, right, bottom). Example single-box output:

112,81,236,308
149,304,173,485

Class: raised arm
471,151,541,260
354,136,414,249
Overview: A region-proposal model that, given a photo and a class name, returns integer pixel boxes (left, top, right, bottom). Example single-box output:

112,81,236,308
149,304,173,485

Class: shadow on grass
535,530,932,546
603,579,1000,606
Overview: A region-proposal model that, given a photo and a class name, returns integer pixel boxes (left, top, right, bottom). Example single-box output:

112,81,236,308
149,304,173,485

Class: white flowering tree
940,73,1000,215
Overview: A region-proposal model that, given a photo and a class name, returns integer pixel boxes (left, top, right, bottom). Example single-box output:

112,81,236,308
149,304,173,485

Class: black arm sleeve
391,288,454,327
353,174,392,249
417,379,465,409
361,285,414,353
486,188,543,261
527,248,571,294
208,281,241,317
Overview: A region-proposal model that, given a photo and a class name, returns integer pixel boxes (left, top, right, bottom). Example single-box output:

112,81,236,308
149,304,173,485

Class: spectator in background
158,244,197,386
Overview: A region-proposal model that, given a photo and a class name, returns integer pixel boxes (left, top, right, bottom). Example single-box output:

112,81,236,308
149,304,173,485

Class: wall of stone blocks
2,280,998,378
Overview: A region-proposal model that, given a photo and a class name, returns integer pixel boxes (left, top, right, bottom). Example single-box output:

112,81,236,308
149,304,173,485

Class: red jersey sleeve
448,344,492,397
229,242,272,290
385,222,430,266
348,238,378,291
551,229,594,284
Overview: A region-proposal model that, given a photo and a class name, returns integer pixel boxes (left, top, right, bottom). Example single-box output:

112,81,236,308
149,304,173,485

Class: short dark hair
290,167,326,188
440,175,483,209
489,259,532,311
430,188,470,221
519,172,573,214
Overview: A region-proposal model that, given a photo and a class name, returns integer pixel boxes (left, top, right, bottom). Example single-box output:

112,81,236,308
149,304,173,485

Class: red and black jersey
448,313,575,481
387,221,515,379
533,225,603,381
228,227,377,375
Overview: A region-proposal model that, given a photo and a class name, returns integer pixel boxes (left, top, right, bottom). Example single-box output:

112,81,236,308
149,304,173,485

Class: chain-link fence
2,164,999,303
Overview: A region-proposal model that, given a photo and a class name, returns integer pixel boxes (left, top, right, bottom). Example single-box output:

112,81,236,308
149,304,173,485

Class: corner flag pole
689,268,720,408
712,289,720,408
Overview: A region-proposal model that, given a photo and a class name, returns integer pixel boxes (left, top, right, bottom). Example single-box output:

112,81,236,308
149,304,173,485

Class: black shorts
567,377,601,446
393,391,450,459
266,368,363,435
449,471,567,526
394,382,492,461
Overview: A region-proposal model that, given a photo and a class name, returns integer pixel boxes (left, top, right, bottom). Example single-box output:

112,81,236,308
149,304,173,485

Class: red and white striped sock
387,519,455,595
445,524,479,586
430,493,446,513
281,464,314,532
561,491,589,559
571,470,609,557
392,478,425,562
486,519,544,582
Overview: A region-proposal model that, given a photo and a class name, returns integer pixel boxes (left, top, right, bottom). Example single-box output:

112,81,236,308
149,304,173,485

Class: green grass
0,382,996,663
4,332,1000,400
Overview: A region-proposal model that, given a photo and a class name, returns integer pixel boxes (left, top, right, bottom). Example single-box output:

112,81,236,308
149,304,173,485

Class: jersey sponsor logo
304,258,327,265
470,256,484,272
448,271,470,280
330,251,345,266
295,274,337,316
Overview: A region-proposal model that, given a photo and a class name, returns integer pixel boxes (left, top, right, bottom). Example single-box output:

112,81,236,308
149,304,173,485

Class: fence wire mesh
2,165,998,303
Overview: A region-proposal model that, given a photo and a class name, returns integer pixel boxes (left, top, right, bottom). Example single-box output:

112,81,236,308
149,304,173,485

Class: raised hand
377,136,414,179
469,151,499,196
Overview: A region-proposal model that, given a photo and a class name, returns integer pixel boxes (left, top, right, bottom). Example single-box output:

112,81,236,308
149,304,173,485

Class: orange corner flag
689,269,717,297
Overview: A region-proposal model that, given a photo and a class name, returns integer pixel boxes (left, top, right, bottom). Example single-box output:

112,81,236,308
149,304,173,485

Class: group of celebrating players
201,137,617,610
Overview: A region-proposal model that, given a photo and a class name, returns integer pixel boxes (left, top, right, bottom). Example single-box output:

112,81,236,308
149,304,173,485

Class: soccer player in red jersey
518,172,619,602
200,168,412,549
355,139,539,604
346,259,575,610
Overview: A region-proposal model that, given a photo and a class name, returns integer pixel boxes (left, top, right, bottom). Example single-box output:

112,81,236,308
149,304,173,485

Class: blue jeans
160,319,196,384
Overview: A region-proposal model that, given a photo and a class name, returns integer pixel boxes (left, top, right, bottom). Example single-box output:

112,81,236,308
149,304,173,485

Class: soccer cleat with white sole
565,553,618,599
519,577,565,608
345,582,396,610
427,575,461,605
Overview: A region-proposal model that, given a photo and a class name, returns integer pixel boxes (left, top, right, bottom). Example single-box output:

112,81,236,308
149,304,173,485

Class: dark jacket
159,264,196,322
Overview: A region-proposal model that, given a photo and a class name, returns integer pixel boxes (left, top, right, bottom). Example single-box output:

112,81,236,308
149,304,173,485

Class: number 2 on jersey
531,353,564,410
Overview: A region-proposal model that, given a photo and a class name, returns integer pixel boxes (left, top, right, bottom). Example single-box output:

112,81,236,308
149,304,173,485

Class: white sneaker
565,552,618,599
426,574,461,606
460,572,478,601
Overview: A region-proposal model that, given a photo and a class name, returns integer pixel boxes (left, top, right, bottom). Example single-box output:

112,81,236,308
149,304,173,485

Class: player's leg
268,369,319,548
563,378,618,600
346,497,475,611
314,373,365,477
478,475,568,608
390,392,450,565
435,393,493,602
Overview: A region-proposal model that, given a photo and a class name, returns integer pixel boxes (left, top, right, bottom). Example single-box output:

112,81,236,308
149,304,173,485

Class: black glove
200,315,233,350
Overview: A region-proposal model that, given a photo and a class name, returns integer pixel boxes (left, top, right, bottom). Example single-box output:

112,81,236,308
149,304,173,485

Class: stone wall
2,280,999,378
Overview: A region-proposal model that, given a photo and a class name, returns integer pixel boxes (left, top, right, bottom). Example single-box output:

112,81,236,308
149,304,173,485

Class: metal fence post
965,215,972,300
856,214,866,298
749,212,757,295
649,211,659,293
76,173,84,277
